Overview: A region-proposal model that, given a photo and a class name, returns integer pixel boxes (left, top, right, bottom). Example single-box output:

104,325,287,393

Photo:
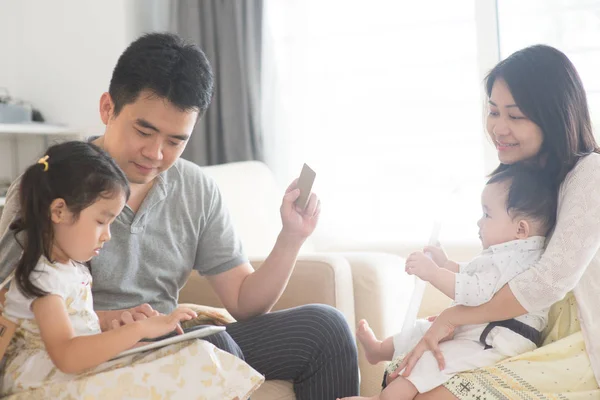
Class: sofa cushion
253,380,295,399
202,161,316,256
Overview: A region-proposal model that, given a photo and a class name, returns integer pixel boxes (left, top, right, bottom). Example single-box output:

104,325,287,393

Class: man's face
99,90,199,185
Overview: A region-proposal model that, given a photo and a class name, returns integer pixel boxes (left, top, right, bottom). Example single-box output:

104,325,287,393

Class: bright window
262,1,500,247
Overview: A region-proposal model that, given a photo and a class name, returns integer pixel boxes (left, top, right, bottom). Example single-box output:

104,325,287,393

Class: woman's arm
33,295,196,374
449,284,527,325
509,156,600,311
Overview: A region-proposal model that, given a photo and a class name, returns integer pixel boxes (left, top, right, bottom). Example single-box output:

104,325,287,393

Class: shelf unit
0,123,81,211
0,123,78,136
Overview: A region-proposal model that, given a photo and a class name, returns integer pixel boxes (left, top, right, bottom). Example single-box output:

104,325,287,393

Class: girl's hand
138,307,197,339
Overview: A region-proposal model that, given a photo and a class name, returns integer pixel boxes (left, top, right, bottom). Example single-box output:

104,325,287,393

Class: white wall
0,0,166,182
0,0,132,134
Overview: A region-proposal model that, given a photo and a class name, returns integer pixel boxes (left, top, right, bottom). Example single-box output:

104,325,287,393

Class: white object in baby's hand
397,220,442,347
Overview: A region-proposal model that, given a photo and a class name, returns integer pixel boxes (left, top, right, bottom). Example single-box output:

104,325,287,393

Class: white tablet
111,325,226,360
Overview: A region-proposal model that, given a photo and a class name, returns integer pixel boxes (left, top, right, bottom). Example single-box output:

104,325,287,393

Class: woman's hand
387,309,456,383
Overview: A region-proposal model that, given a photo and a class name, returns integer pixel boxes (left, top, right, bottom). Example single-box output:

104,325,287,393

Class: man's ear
50,199,68,224
99,92,115,125
516,219,530,239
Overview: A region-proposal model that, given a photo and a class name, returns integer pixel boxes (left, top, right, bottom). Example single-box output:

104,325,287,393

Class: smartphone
295,163,316,210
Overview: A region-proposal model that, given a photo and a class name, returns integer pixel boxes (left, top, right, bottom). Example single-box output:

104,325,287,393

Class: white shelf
0,123,78,136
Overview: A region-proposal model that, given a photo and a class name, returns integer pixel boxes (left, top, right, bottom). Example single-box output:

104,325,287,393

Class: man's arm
207,181,320,321
206,232,304,321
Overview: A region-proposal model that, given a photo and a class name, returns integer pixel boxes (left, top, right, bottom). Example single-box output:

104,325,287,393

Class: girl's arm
33,295,195,374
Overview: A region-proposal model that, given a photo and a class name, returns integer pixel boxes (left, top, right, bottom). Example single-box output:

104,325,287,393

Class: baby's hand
422,245,448,268
138,308,197,339
405,251,439,282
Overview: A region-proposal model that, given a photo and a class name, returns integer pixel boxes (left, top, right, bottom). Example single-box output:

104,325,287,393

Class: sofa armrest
339,252,414,395
178,254,356,331
339,251,453,395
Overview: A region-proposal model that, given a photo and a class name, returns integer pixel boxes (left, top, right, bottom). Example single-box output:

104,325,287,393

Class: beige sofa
178,161,459,398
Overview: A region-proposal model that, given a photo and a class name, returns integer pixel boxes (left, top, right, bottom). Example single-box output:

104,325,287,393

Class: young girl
0,141,263,399
340,166,557,400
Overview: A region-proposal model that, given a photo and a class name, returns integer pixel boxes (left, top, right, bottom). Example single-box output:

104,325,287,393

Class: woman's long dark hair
486,45,599,185
10,141,130,298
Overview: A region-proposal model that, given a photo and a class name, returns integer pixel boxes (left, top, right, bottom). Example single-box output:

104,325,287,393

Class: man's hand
97,303,160,332
279,178,321,241
405,251,439,282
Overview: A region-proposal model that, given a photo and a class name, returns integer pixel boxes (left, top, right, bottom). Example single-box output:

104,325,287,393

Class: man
0,33,359,398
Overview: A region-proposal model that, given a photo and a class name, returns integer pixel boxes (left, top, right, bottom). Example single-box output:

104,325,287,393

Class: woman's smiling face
486,79,544,165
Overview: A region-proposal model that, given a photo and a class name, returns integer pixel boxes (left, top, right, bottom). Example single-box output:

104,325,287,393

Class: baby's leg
357,319,394,364
337,376,418,400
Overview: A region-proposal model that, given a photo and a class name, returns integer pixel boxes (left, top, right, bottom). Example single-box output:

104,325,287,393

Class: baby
341,165,557,400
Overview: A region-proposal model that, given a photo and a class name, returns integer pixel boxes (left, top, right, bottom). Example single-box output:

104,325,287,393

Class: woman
396,45,600,399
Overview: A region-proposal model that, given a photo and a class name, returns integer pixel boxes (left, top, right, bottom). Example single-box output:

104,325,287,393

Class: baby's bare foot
357,319,384,365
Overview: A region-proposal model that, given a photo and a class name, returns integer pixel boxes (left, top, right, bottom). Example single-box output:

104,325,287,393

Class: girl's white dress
0,257,263,399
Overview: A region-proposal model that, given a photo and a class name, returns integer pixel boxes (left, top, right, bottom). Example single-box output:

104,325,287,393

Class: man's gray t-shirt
0,157,247,313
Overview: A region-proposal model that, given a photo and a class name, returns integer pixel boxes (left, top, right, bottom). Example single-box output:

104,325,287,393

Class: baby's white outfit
389,237,549,393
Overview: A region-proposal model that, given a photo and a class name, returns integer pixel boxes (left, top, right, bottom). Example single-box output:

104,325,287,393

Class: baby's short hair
487,165,558,235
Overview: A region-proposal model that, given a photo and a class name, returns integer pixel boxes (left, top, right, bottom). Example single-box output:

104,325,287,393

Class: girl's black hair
10,141,130,298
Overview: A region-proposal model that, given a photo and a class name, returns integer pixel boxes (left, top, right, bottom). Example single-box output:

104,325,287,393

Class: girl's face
50,191,126,263
486,79,544,165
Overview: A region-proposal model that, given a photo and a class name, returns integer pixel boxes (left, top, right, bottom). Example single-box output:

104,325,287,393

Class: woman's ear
516,219,530,239
50,199,68,223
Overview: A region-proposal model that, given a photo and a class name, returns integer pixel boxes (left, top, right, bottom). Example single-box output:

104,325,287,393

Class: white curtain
262,0,488,248
497,0,600,131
